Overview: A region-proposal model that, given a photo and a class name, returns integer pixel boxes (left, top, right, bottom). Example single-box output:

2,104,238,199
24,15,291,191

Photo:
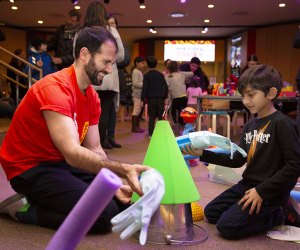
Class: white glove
111,169,165,245
267,225,300,242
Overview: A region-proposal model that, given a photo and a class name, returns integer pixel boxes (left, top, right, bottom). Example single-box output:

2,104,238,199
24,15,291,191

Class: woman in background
84,1,125,149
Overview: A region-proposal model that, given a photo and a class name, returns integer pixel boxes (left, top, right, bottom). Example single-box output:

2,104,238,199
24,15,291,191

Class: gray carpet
0,119,299,249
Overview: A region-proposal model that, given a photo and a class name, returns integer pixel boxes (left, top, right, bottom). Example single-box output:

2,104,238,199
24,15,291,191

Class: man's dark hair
73,26,117,59
146,56,157,68
190,57,201,65
238,64,282,98
68,9,81,21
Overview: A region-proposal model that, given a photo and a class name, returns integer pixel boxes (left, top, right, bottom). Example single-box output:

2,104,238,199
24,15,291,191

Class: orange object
180,107,198,124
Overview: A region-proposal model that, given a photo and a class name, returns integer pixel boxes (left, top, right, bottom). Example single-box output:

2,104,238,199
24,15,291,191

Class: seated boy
182,64,300,239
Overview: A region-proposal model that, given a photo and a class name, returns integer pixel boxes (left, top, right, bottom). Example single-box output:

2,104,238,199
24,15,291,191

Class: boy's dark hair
31,37,46,50
146,56,157,68
238,64,282,98
68,9,81,21
73,26,117,59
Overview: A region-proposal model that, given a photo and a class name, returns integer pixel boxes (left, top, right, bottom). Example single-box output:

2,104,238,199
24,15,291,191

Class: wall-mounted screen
230,36,242,78
164,40,215,62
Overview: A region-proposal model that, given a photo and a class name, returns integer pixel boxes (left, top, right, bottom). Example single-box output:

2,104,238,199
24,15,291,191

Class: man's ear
80,47,90,63
268,87,278,99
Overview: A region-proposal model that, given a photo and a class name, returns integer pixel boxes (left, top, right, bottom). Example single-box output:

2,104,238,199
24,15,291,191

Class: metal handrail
0,46,42,105
0,46,42,80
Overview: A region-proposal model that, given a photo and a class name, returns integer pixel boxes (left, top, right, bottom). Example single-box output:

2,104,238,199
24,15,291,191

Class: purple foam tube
46,168,122,250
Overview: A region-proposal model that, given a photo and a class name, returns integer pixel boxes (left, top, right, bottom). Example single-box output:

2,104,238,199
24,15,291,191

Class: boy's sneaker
283,197,300,227
0,193,27,221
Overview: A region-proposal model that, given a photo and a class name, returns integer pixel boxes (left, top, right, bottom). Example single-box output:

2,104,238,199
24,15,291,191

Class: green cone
132,121,200,204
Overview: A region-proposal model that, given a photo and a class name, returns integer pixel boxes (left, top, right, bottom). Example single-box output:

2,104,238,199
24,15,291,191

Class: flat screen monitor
164,40,215,62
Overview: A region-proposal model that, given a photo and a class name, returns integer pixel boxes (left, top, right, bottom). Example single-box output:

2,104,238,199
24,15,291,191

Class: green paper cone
132,121,200,204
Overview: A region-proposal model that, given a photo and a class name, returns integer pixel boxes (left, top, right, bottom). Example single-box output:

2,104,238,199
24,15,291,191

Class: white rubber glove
111,169,165,245
267,225,300,242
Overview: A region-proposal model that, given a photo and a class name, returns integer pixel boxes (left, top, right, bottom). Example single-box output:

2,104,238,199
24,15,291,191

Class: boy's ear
268,87,278,99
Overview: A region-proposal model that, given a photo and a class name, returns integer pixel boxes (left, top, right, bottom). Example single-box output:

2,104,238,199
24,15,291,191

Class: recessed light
38,20,44,24
208,4,214,8
147,20,152,23
11,6,18,10
9,0,15,3
140,4,146,9
204,19,210,23
279,3,286,7
170,12,185,18
74,5,80,10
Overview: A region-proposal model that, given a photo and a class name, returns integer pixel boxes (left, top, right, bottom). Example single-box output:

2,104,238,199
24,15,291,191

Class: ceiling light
147,19,152,23
70,0,78,5
11,6,18,10
180,0,187,3
279,3,286,7
208,4,214,8
37,20,44,24
170,12,185,18
9,0,15,3
202,27,208,33
204,19,210,23
139,0,146,9
74,5,81,10
149,27,157,34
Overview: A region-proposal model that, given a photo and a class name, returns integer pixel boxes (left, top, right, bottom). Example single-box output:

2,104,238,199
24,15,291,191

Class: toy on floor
179,107,199,167
191,202,204,221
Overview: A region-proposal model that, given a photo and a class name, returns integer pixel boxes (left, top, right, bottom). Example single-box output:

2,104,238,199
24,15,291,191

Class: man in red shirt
0,27,149,232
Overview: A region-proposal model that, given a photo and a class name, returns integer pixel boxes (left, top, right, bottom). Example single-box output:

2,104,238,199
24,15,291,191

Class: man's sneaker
0,193,27,221
283,196,300,227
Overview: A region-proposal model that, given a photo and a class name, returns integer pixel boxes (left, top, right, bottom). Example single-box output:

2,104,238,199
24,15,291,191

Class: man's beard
85,58,106,86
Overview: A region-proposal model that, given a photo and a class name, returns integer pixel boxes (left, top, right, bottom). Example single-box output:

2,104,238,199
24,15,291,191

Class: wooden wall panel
256,24,300,86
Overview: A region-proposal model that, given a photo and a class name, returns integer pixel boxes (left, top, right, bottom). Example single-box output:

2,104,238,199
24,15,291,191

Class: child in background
25,37,56,80
186,76,202,110
141,56,168,138
182,64,300,239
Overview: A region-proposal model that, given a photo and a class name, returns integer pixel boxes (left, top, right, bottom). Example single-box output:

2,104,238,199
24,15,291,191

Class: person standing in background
48,9,81,70
131,56,146,133
165,60,193,125
240,54,259,76
141,56,168,138
84,1,124,150
107,14,131,148
180,57,209,91
186,76,203,110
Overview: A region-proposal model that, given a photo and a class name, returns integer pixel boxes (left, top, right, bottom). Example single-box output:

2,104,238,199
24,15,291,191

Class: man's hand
238,188,263,214
181,144,203,157
123,164,151,196
115,185,133,204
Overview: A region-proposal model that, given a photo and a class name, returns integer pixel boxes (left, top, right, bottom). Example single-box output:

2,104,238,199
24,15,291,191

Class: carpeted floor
0,118,299,250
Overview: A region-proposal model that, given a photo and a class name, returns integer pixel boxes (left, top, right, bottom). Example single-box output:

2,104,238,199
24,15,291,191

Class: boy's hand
238,188,263,214
180,144,203,157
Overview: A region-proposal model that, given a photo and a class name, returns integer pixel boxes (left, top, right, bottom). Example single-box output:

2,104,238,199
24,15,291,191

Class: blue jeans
204,182,284,239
